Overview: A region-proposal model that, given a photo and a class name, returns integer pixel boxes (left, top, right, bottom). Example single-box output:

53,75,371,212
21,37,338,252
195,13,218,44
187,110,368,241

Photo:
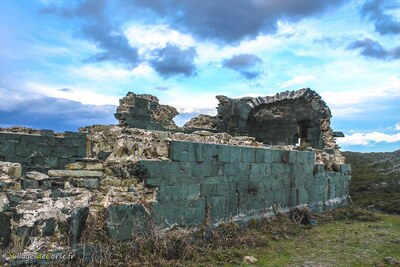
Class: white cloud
322,75,400,108
320,75,400,118
131,63,156,79
281,75,315,88
338,132,400,146
24,82,120,106
395,123,400,131
162,88,218,115
125,24,195,53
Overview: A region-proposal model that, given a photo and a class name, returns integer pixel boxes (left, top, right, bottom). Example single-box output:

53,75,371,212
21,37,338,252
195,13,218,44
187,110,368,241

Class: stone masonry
0,88,349,265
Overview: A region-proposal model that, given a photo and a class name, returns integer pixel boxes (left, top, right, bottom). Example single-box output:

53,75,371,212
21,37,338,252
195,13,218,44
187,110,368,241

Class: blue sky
0,0,399,152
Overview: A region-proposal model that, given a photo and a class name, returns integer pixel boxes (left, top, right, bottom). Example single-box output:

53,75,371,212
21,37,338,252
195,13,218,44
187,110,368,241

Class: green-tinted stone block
328,172,342,184
37,145,52,156
272,163,285,174
151,199,206,228
208,195,238,222
271,175,284,191
313,173,328,186
239,191,272,214
310,184,328,202
264,149,273,163
191,162,212,177
307,152,316,164
189,143,203,162
249,163,265,176
106,204,149,241
223,162,239,176
255,148,265,162
265,163,273,175
237,181,268,194
69,207,90,245
340,164,351,175
293,175,306,188
296,152,306,164
0,142,15,156
41,219,56,237
292,187,309,205
238,163,251,176
15,142,32,156
201,182,236,197
138,161,190,178
226,176,242,183
212,162,225,177
157,184,200,201
314,164,326,173
303,163,313,175
288,151,298,164
229,148,241,162
273,150,284,163
272,189,291,208
0,212,11,248
218,145,232,163
283,164,291,174
0,133,21,142
202,143,219,161
241,147,255,163
169,141,190,162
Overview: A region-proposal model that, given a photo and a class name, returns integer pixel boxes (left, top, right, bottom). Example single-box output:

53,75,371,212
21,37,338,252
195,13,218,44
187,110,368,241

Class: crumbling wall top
114,92,179,130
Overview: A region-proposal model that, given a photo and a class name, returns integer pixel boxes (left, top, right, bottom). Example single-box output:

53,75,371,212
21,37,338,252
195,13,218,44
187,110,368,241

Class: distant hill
343,150,400,214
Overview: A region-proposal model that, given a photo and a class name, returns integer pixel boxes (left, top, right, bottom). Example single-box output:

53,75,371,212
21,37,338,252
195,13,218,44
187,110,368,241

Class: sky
0,0,399,152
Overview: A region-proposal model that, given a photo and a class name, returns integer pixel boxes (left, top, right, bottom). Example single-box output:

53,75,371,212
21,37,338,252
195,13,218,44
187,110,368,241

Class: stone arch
216,88,333,149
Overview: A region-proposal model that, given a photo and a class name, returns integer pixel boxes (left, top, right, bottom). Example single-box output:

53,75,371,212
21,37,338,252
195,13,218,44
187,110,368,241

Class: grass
250,212,399,267
60,207,398,266
176,208,400,267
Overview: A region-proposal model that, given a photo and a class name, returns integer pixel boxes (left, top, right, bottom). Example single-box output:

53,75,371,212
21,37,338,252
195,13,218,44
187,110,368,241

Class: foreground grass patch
2,208,398,266
251,212,399,266
182,208,400,267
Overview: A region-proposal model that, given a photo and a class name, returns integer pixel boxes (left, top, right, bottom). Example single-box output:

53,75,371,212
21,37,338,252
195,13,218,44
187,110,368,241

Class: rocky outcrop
114,92,179,130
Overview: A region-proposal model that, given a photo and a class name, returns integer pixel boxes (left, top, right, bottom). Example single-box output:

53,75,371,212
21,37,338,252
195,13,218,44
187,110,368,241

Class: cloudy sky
0,0,399,152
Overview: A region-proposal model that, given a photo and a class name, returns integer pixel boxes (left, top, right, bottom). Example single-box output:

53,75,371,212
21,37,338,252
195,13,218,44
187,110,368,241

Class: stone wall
0,88,350,264
134,140,350,228
0,130,86,172
0,128,350,263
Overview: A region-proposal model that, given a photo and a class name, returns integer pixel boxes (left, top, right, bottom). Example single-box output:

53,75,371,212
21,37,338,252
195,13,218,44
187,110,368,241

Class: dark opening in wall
246,99,323,147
